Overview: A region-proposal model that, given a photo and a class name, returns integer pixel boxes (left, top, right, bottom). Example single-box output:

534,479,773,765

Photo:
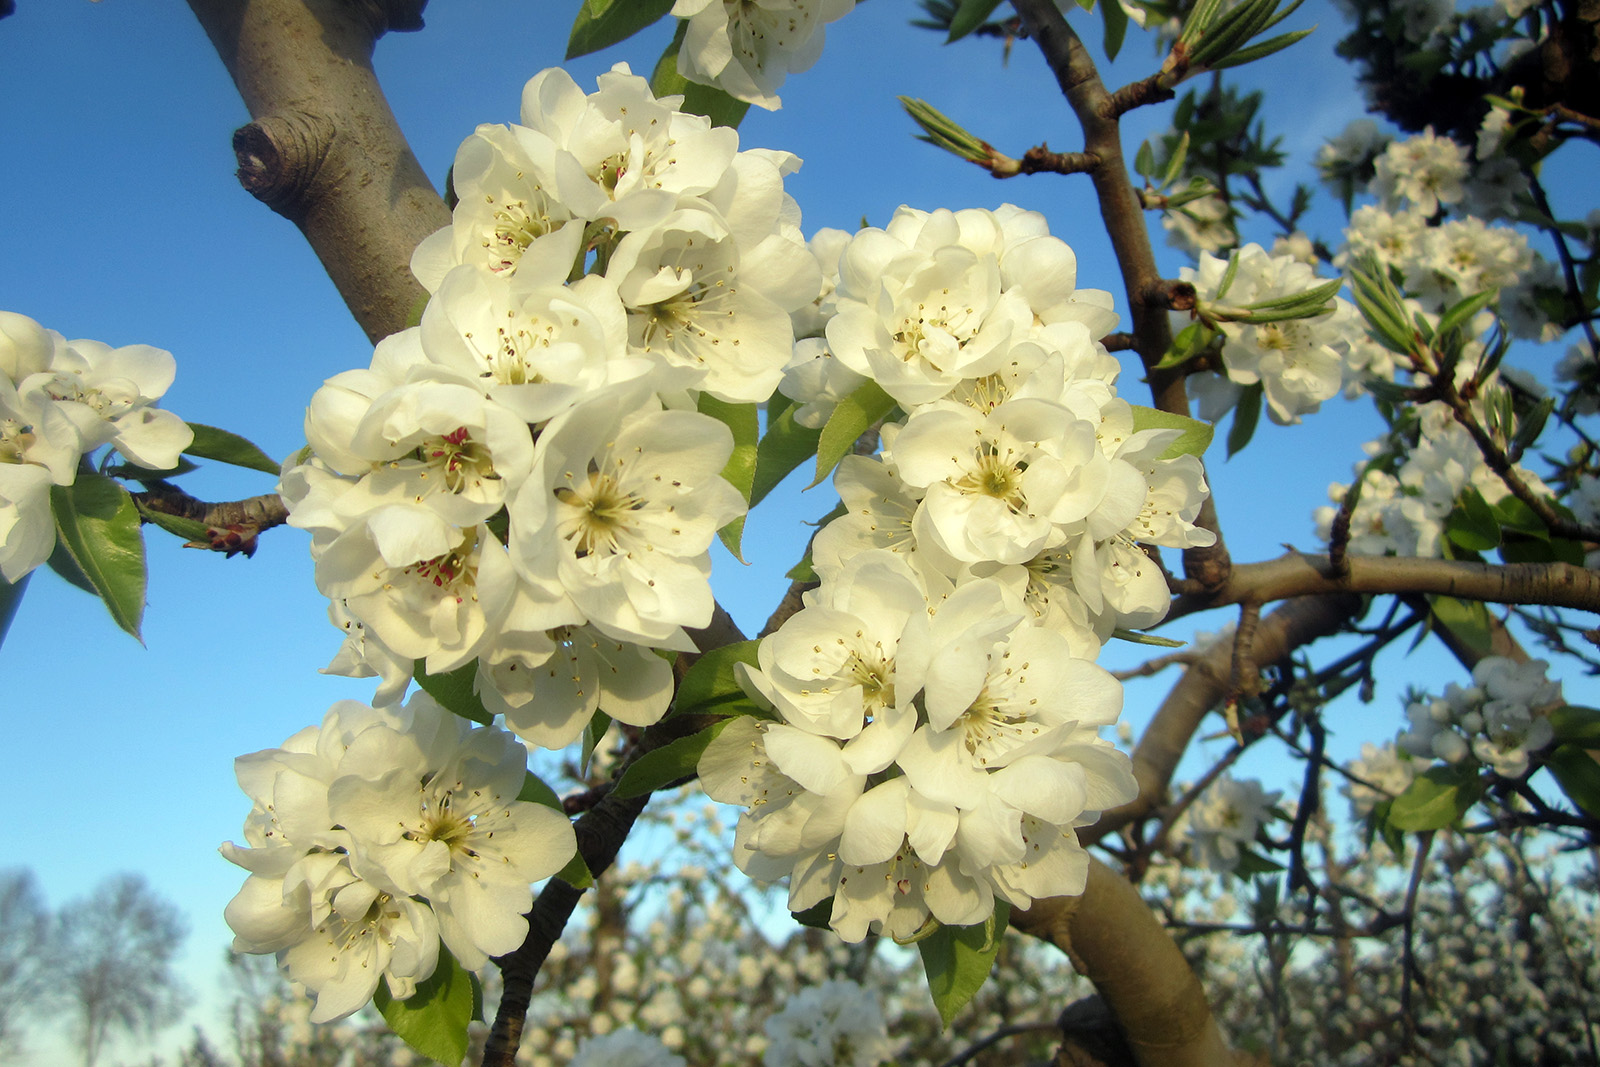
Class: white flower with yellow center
672,0,856,111
327,695,577,971
510,386,745,647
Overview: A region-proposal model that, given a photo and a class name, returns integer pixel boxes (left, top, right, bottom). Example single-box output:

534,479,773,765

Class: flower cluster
672,0,855,111
0,310,192,582
701,204,1212,940
763,979,895,1067
1397,656,1561,777
221,693,577,1022
283,64,815,747
1312,400,1553,558
1184,774,1280,874
1181,244,1354,424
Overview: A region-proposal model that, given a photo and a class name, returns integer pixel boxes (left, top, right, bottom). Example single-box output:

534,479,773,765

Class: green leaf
132,498,214,543
1430,595,1492,658
947,0,1004,41
182,423,281,476
1445,486,1500,552
1153,322,1215,371
612,719,733,799
1368,798,1407,859
567,0,675,59
1225,383,1263,458
47,536,98,594
517,771,563,810
697,394,758,559
580,711,612,776
917,901,1010,1028
1128,404,1215,459
1387,764,1482,832
1099,0,1130,59
1547,745,1600,817
752,405,823,507
413,660,492,725
1233,847,1285,876
373,947,475,1067
1110,627,1186,647
1489,494,1548,539
1133,138,1157,179
1550,706,1600,745
1206,27,1314,70
673,639,764,715
652,23,750,129
1434,287,1498,340
51,474,146,641
812,380,894,487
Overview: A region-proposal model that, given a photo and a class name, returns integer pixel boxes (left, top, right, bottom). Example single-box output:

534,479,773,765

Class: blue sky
1,1,1590,1063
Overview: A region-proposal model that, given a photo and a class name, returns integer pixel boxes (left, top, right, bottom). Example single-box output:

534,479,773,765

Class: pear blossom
222,694,578,1016
509,385,746,647
672,0,855,111
1186,775,1280,873
570,1028,686,1067
762,980,894,1067
1371,127,1468,217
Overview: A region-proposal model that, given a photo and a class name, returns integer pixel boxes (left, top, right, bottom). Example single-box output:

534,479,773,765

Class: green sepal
752,404,823,508
1546,744,1600,818
1225,383,1263,458
413,659,492,725
1387,764,1482,832
652,22,750,128
697,393,758,560
813,380,895,487
566,0,675,59
612,718,733,799
1128,404,1214,459
672,639,764,715
917,901,1010,1028
0,572,27,650
792,897,834,929
373,947,477,1067
51,474,147,641
182,423,281,476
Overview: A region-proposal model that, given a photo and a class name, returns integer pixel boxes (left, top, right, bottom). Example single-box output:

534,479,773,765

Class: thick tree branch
1168,553,1600,621
1013,859,1243,1067
1090,594,1362,844
186,0,449,342
1011,0,1231,589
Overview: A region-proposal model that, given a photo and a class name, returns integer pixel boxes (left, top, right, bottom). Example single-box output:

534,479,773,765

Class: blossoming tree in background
3,0,1600,1064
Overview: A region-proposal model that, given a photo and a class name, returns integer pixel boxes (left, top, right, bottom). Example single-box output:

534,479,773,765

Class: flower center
487,198,555,273
952,442,1027,511
555,464,643,558
0,418,34,464
417,426,497,494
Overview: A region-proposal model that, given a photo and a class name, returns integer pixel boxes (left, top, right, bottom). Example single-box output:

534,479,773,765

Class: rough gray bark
185,0,447,342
